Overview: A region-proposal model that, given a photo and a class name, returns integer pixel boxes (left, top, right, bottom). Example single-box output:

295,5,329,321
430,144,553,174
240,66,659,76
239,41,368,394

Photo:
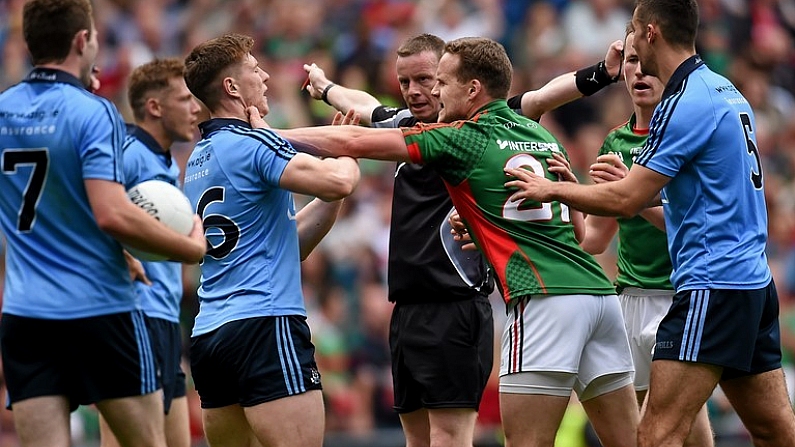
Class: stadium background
0,0,794,445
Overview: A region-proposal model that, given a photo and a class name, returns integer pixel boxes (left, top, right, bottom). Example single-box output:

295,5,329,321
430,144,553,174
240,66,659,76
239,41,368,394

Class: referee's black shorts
389,295,493,413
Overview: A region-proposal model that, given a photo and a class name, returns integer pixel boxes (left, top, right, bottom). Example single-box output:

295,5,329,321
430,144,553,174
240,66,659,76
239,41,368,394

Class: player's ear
145,97,162,118
74,29,89,56
224,77,239,96
469,80,481,97
647,23,657,44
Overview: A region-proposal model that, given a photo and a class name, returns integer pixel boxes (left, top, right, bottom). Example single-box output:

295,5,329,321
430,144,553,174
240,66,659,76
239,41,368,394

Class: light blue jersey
123,125,183,323
0,68,135,319
635,56,770,291
183,118,303,336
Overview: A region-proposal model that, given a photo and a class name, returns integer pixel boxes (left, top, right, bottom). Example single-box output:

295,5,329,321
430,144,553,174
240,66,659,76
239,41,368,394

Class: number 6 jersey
183,118,303,336
404,100,615,303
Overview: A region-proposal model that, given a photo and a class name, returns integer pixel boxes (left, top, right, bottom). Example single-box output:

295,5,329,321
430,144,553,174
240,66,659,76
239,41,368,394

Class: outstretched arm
504,163,669,219
278,124,411,162
513,39,623,120
303,63,381,126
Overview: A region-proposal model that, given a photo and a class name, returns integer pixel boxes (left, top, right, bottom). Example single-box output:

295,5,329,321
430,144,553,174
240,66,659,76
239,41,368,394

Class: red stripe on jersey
444,179,547,303
401,121,458,137
403,121,466,163
406,141,422,164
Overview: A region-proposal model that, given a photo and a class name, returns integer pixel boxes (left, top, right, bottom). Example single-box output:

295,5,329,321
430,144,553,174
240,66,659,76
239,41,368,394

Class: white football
125,180,194,261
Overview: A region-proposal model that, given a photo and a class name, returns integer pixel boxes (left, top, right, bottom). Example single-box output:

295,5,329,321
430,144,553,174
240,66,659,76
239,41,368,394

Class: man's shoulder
371,106,414,128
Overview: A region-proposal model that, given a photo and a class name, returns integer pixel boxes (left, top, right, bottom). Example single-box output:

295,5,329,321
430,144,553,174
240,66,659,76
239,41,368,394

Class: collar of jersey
662,54,705,100
24,68,85,89
470,99,509,120
127,124,171,165
199,118,250,138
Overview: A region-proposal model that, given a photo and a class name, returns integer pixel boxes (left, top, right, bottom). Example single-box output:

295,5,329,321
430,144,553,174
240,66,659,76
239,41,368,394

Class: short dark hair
397,33,445,60
128,58,186,121
443,37,512,100
23,0,93,65
184,33,254,110
634,0,698,49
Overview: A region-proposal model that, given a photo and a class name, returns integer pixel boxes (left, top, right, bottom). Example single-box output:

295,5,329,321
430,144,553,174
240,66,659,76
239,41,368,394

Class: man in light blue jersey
181,33,360,447
0,1,206,447
98,58,201,447
503,0,795,446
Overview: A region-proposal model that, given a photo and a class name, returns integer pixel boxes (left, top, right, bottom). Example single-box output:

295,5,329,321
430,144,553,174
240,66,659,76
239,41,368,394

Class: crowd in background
1,0,794,446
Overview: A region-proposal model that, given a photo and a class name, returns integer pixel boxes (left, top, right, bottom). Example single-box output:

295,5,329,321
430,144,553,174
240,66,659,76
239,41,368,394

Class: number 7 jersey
404,100,615,303
0,68,134,319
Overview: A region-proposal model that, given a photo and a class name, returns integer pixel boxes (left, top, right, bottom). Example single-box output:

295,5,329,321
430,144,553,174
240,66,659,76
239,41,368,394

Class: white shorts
500,294,634,396
619,287,674,391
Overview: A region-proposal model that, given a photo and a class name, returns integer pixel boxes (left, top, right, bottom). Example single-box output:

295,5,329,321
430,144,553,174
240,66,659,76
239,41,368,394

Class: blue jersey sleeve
249,128,295,187
122,136,146,188
80,98,126,184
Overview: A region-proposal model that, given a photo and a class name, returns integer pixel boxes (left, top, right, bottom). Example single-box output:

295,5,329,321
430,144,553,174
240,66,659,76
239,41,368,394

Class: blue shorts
145,316,186,413
190,316,322,408
0,311,159,410
653,280,781,379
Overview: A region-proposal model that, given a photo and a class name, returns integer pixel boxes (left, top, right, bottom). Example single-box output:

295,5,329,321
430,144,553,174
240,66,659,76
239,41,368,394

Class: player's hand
547,152,578,183
123,250,152,286
302,63,332,100
504,167,554,203
88,65,101,93
604,39,624,81
589,153,628,183
332,110,360,126
185,215,207,263
449,211,477,251
246,106,269,129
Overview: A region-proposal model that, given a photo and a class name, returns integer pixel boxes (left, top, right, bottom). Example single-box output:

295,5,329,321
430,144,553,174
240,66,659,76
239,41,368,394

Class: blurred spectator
0,1,793,446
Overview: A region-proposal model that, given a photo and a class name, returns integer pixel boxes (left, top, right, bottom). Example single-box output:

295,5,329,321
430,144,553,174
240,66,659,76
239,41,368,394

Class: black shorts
145,316,186,413
390,295,494,413
0,311,159,410
190,316,322,409
653,280,782,379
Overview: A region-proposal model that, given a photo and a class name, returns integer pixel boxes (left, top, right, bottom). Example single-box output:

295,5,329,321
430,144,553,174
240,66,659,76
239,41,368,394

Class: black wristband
506,93,524,111
575,60,619,96
321,83,336,105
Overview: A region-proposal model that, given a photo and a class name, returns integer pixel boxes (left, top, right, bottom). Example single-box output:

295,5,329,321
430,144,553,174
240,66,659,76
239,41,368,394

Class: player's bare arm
303,63,381,126
504,162,669,219
589,153,666,231
86,179,206,263
278,125,411,162
280,153,360,202
294,110,362,260
518,39,623,120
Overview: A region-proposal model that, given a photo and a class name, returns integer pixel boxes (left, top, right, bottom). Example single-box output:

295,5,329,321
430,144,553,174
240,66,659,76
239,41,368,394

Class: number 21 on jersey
502,153,570,223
